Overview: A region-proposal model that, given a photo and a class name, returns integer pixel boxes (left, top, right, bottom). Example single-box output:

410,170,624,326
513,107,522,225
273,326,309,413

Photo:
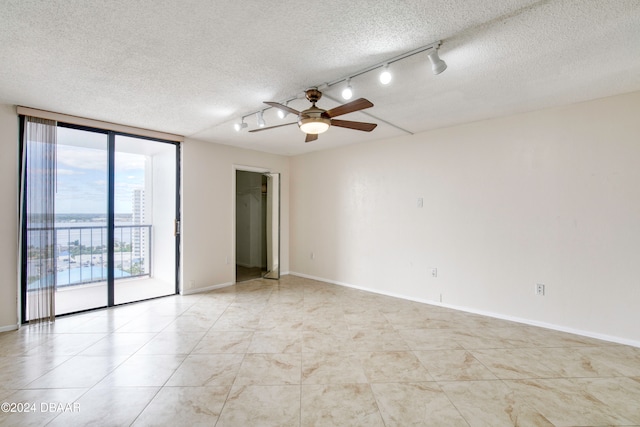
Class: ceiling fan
249,88,377,142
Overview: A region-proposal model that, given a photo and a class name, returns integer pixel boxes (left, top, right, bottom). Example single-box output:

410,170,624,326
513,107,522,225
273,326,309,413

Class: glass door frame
19,119,181,322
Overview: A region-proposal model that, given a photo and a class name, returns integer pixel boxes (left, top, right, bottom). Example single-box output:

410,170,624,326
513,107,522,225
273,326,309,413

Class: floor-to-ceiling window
113,134,178,304
21,119,180,321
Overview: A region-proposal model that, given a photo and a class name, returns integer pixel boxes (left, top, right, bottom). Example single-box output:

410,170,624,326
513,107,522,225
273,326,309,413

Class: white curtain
21,116,57,323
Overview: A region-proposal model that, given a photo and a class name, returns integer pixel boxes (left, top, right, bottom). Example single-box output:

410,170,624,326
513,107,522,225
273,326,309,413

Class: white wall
3,91,637,344
0,104,19,331
290,91,640,345
181,138,289,292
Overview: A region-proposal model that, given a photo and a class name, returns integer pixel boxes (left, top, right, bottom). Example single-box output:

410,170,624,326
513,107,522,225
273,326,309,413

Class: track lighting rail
234,39,445,131
323,40,442,89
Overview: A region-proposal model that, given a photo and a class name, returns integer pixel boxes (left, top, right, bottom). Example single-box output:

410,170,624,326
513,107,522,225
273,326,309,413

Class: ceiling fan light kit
299,116,330,134
236,40,447,142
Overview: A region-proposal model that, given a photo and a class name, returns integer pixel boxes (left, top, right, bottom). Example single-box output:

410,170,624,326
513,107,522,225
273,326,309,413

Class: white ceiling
1,0,639,156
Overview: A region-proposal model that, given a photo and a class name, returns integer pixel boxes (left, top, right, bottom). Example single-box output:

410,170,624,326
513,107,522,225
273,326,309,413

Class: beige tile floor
1,275,640,426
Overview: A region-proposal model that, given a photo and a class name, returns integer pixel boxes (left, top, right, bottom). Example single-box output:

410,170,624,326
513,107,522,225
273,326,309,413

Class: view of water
26,214,149,290
28,266,132,291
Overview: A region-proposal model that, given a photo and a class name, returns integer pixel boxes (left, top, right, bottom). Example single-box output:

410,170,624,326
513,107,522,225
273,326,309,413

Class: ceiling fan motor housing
305,88,323,103
298,105,330,134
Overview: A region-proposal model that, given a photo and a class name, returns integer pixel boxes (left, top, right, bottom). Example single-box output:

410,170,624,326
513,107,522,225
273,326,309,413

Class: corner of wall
0,104,19,329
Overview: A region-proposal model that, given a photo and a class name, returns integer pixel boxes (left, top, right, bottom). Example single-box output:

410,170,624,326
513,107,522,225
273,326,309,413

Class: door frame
263,172,280,280
232,164,278,283
19,120,181,322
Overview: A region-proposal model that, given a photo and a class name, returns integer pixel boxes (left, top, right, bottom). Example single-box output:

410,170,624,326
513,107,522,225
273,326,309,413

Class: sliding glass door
21,121,179,321
113,135,177,304
52,127,110,315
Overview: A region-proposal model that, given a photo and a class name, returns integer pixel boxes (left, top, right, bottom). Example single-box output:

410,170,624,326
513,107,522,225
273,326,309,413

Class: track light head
427,49,447,75
234,120,248,132
256,111,266,128
379,64,392,85
341,79,353,100
277,101,289,119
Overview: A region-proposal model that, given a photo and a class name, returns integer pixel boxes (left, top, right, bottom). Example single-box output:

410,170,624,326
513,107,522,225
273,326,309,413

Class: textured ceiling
1,0,639,156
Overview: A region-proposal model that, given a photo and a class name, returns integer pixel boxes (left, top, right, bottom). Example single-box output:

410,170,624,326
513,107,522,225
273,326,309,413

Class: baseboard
289,271,640,349
181,281,234,295
0,324,18,333
180,272,290,295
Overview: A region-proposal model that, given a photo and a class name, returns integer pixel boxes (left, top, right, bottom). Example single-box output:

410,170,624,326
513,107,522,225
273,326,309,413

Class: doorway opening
235,169,280,282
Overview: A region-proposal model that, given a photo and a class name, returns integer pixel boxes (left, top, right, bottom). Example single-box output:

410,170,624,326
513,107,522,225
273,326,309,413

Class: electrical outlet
417,198,424,208
431,268,438,278
535,283,545,296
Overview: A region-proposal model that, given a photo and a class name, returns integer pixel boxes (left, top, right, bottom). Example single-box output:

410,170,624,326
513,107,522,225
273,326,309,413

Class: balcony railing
26,224,152,290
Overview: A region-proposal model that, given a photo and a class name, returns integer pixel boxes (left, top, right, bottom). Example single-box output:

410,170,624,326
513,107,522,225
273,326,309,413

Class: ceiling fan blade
324,98,374,118
248,122,297,132
264,102,300,116
305,133,318,143
330,119,377,132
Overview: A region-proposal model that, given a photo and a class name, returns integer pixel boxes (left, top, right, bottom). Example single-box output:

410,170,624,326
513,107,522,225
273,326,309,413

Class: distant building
132,188,145,262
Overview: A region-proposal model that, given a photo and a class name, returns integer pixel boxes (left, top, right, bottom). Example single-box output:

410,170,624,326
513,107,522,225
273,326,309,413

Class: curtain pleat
22,116,57,323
